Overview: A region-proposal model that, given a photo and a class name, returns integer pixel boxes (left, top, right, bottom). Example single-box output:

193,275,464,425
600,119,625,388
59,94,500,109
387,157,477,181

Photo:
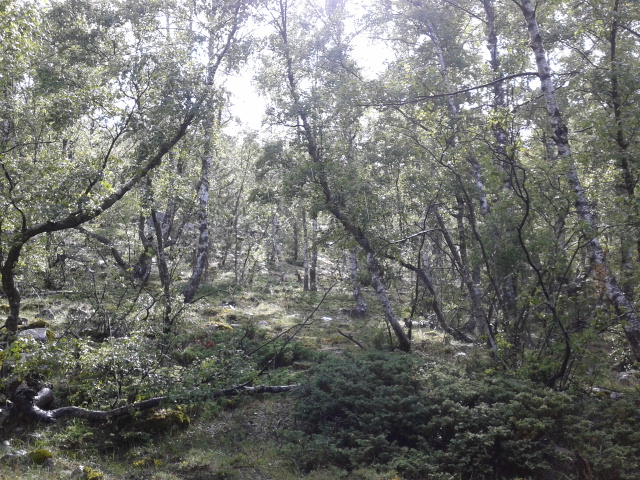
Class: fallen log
2,381,299,431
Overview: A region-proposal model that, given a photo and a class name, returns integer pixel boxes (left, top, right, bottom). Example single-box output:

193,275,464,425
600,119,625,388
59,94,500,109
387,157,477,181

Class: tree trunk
481,0,520,324
151,208,173,333
517,0,640,360
184,120,213,303
2,381,298,431
270,212,285,284
132,211,153,285
435,208,498,351
275,1,410,350
420,13,493,346
302,209,309,291
1,243,24,334
348,248,366,317
366,252,411,352
419,249,473,343
609,0,636,299
309,216,318,292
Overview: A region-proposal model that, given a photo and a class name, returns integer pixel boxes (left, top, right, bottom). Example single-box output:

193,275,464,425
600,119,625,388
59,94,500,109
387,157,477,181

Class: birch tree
260,0,412,350
515,0,640,360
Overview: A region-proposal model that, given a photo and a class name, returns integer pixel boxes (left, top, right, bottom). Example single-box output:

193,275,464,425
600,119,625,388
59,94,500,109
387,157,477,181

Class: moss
27,448,53,464
207,321,234,331
82,466,105,479
141,408,191,432
19,319,50,330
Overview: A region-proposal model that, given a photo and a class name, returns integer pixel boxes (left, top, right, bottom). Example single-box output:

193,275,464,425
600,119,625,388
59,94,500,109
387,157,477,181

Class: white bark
184,128,212,303
348,248,366,317
518,0,640,360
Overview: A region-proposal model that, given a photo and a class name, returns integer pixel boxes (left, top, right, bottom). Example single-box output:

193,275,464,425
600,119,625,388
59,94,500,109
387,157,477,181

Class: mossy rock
18,319,50,330
73,466,104,480
207,321,234,331
17,328,54,342
140,408,190,432
28,448,53,465
172,348,198,366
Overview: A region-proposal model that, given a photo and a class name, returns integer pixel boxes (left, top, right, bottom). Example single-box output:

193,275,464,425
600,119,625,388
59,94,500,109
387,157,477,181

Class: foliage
287,351,640,479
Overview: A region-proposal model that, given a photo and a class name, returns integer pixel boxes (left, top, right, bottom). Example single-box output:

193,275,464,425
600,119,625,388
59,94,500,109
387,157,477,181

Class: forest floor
0,269,463,480
1,268,636,479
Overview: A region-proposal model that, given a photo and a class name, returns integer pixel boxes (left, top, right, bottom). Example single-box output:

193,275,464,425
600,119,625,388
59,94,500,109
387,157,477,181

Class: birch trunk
518,0,640,360
302,209,309,291
367,253,411,352
184,121,212,303
419,250,472,342
348,248,367,317
482,0,519,319
609,0,636,299
422,15,490,339
309,217,318,292
151,208,173,333
435,209,498,351
133,211,153,285
275,1,410,350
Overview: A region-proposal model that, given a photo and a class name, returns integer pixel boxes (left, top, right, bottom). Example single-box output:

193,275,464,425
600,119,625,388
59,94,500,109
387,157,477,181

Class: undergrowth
286,351,640,480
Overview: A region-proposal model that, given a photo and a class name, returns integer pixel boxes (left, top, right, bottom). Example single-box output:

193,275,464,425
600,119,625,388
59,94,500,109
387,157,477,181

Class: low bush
286,351,640,479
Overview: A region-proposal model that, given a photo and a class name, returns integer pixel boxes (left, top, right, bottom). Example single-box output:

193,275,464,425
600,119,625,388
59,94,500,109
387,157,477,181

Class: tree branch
10,383,299,425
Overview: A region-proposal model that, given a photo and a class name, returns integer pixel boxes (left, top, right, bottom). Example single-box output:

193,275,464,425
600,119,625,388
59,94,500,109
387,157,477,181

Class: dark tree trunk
303,209,309,291
1,381,298,436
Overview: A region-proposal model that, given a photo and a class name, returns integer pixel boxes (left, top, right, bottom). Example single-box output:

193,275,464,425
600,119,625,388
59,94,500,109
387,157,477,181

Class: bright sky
223,0,393,132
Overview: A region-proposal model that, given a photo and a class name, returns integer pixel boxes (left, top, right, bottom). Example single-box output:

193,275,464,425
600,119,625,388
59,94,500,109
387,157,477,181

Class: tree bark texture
348,248,367,317
309,217,318,292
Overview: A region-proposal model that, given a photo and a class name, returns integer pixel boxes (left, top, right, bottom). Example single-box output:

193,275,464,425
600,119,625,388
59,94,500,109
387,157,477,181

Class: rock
72,465,104,480
37,308,55,319
28,448,54,465
207,322,233,331
68,307,89,319
20,319,50,330
139,408,190,432
585,386,624,399
17,328,54,342
618,370,640,385
0,449,28,466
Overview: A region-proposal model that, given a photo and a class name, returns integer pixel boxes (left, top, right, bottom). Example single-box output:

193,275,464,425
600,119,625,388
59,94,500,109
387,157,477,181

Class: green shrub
287,351,577,479
251,339,315,369
567,394,640,479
